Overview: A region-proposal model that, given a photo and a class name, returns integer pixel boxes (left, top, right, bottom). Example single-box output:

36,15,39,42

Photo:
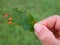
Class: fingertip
34,23,42,32
53,15,59,16
53,15,59,18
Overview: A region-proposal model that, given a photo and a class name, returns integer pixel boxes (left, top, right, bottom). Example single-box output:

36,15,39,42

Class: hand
34,15,60,45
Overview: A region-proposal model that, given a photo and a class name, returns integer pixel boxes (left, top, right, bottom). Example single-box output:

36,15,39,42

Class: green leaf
0,0,41,45
12,9,35,31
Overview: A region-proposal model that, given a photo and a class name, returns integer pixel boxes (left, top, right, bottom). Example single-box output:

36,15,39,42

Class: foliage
0,0,60,45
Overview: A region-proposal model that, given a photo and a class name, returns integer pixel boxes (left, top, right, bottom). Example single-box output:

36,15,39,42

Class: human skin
34,15,60,45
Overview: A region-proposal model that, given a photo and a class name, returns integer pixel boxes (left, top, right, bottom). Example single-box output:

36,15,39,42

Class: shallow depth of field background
0,0,60,45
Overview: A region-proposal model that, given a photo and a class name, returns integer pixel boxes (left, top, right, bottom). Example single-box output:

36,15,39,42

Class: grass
0,0,60,45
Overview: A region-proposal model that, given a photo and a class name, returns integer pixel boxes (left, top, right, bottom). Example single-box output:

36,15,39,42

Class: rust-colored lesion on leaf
4,13,13,25
9,17,13,21
8,21,12,25
33,20,37,24
8,17,13,25
4,13,8,18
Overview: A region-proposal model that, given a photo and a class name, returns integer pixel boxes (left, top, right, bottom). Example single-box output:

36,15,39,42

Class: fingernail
34,23,43,33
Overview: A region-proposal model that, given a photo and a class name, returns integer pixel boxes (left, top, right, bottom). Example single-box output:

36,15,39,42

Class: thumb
34,23,59,45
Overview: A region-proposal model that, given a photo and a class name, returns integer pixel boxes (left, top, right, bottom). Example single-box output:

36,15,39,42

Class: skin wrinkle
47,15,60,39
49,15,58,38
47,15,57,30
55,16,60,31
54,16,60,39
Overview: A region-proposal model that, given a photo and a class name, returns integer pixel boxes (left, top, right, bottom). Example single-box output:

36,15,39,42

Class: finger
39,15,58,31
37,15,60,39
34,23,60,45
55,16,60,31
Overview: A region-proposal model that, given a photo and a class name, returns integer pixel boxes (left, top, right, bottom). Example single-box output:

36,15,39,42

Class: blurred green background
0,0,60,45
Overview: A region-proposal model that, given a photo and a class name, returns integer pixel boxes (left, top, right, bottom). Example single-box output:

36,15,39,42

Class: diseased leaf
0,0,41,45
12,9,35,31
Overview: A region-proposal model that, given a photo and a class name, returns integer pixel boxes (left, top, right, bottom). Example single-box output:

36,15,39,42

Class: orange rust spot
34,20,37,24
8,21,12,25
4,13,8,18
9,17,13,20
